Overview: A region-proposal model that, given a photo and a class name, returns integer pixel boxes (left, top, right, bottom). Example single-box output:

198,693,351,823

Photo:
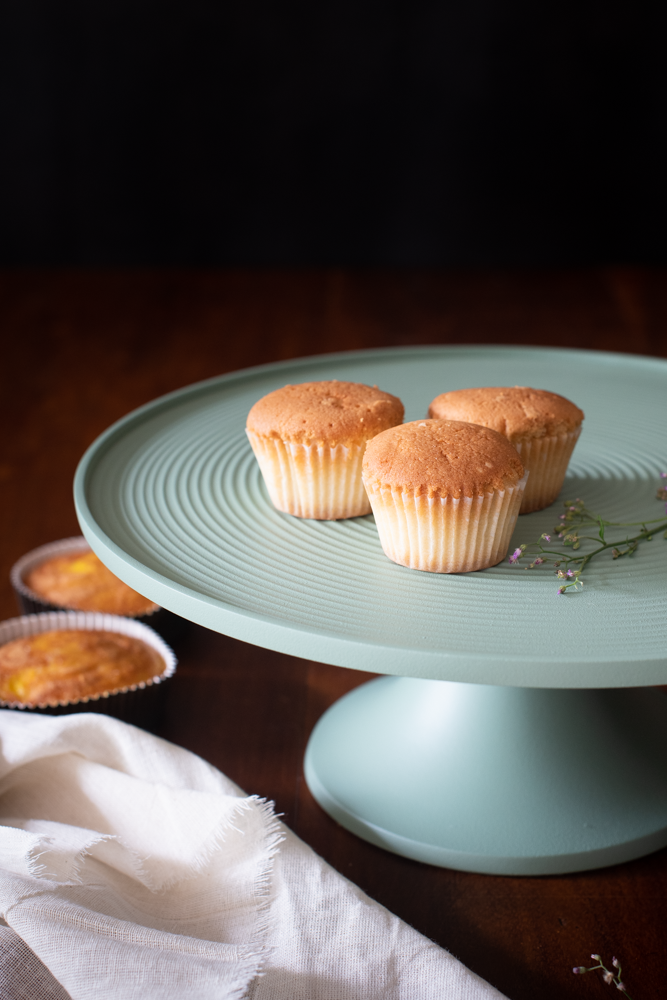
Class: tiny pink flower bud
557,586,566,595
616,983,625,992
603,971,614,984
612,958,619,968
591,954,601,961
573,967,586,974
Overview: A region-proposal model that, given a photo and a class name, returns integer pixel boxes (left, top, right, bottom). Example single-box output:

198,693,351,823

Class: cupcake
246,381,404,519
362,419,527,573
427,387,584,514
11,538,185,645
0,611,176,730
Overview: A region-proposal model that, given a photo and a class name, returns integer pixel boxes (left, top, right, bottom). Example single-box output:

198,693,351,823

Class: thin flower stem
572,955,634,998
571,519,664,531
511,484,667,595
529,522,667,566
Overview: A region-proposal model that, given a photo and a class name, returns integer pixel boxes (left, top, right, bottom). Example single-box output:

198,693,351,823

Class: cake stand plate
74,346,667,874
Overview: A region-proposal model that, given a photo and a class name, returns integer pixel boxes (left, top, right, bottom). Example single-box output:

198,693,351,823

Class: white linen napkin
0,711,508,1000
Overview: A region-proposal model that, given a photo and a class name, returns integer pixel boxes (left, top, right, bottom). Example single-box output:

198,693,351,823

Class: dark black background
2,1,665,266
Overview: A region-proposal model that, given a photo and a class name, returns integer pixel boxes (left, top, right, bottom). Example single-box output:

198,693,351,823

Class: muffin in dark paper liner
0,611,176,732
11,537,187,646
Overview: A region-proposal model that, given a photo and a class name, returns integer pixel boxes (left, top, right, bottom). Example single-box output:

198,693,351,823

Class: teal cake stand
74,347,667,875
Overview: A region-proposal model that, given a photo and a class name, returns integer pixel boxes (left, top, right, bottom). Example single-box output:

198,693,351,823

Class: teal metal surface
74,346,667,687
304,678,667,874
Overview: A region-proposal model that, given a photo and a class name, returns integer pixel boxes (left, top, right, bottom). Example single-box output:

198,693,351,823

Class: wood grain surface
1,268,666,999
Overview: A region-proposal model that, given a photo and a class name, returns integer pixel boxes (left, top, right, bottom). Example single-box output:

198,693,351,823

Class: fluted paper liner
0,611,176,713
365,471,528,573
247,431,371,519
514,428,581,514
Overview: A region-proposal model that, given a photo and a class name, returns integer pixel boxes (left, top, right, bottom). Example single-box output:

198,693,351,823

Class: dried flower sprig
509,476,667,595
573,954,632,998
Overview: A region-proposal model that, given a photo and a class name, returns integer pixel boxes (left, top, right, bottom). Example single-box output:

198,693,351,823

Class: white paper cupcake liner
365,471,528,573
247,431,371,519
514,428,581,514
0,612,176,719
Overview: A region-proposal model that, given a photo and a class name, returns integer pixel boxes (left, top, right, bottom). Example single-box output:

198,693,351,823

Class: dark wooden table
2,268,666,999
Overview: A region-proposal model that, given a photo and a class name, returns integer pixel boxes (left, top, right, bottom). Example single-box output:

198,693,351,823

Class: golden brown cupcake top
246,381,404,445
25,550,158,617
0,629,165,706
362,419,525,499
428,387,583,442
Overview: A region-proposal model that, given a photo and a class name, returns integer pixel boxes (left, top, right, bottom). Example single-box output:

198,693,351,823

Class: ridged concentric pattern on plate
75,347,667,687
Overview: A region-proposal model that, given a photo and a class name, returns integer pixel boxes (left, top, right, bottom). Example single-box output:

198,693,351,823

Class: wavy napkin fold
0,711,507,1000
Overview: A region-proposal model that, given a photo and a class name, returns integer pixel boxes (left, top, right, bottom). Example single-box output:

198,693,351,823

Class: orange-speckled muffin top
25,550,159,617
246,381,404,445
427,387,583,442
0,629,165,706
362,419,525,499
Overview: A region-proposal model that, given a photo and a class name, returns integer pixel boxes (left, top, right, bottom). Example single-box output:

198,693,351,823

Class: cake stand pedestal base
304,678,667,875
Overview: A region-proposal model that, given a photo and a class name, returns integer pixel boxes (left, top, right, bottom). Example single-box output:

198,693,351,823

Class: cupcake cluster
3,537,178,726
247,380,584,574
